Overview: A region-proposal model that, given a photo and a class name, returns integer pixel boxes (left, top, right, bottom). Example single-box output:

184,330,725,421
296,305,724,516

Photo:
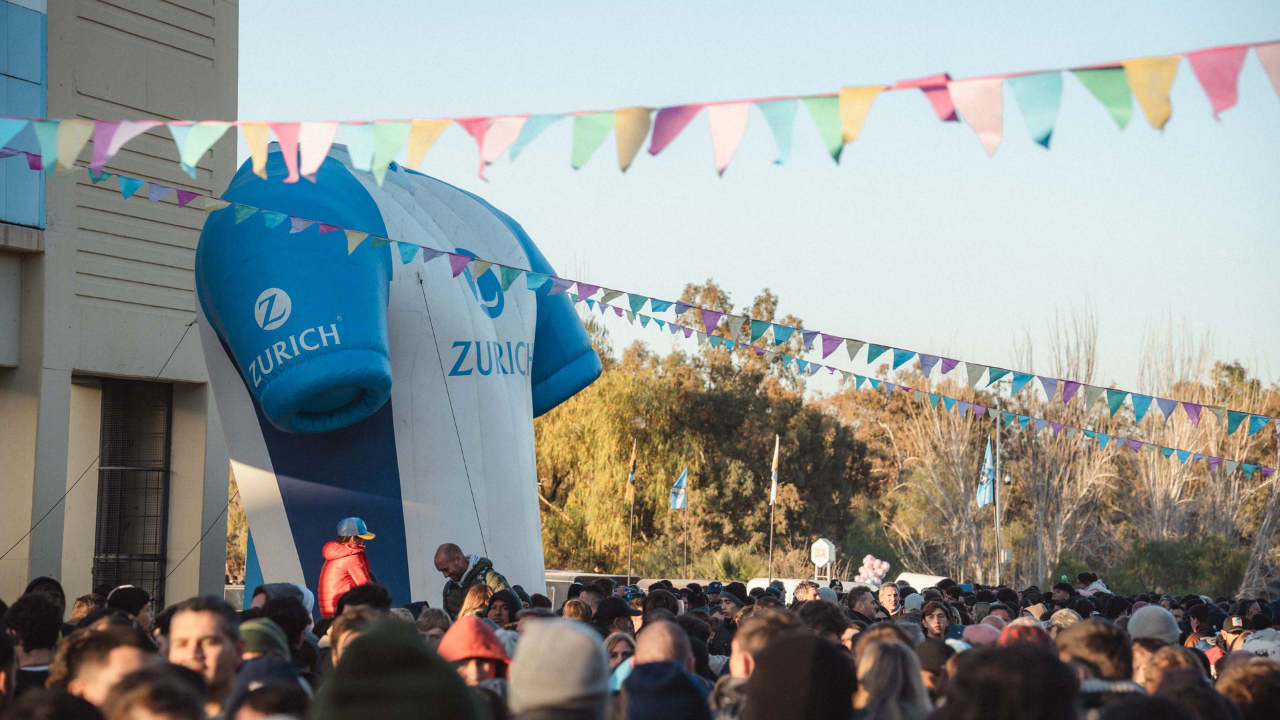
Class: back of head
102,665,207,720
623,661,710,720
642,589,679,615
312,618,481,720
1216,659,1280,720
261,595,311,645
337,583,393,615
634,620,691,667
794,598,848,639
436,615,509,666
1056,619,1133,680
732,610,800,659
5,690,104,720
1095,695,1194,720
4,593,63,651
1129,605,1181,646
936,644,1079,720
104,587,151,618
47,626,150,690
854,640,931,720
744,632,856,720
509,618,609,717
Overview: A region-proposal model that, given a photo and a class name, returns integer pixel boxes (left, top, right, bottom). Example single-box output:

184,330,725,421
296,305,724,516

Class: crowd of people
3,559,1280,720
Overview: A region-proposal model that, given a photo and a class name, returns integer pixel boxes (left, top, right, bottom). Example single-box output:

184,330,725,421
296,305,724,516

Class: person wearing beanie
508,619,610,720
815,587,838,605
723,583,748,607
105,586,153,633
915,639,955,703
742,632,856,720
240,618,292,662
710,593,744,655
902,593,925,615
620,661,710,720
221,655,307,720
311,618,481,720
1046,609,1081,641
437,615,512,718
488,589,523,627
1128,605,1181,646
961,623,1001,647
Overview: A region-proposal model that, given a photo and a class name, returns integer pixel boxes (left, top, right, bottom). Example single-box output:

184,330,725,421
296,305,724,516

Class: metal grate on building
93,381,172,608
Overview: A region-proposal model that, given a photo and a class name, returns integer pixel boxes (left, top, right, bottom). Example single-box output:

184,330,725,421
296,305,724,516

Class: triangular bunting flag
615,107,651,172
649,300,673,313
289,217,313,233
1205,406,1226,427
750,320,770,343
943,397,956,413
1006,71,1063,147
147,183,174,203
1073,67,1133,129
891,348,916,370
1010,372,1035,395
948,77,1004,156
940,358,960,375
448,253,471,278
1161,446,1174,459
233,204,258,224
1249,415,1271,436
175,191,200,208
261,211,288,229
845,340,864,362
499,265,523,292
987,368,1010,386
299,121,339,179
1038,376,1059,400
525,273,550,292
600,290,623,305
701,309,723,336
772,325,795,345
421,248,444,264
1182,402,1202,427
1106,389,1129,418
756,99,797,164
1176,450,1190,463
1226,410,1247,435
918,354,941,377
726,316,747,339
571,112,614,169
1062,380,1082,404
406,119,449,168
1122,56,1182,130
1084,385,1106,410
891,73,958,121
838,86,886,143
316,223,339,234
1185,45,1250,118
822,334,844,359
546,277,572,295
802,96,844,162
627,294,648,313
708,103,751,175
507,115,562,162
649,105,702,156
398,242,419,264
1224,460,1240,475
118,176,146,199
576,283,599,299
966,363,987,389
866,344,890,365
1131,394,1153,423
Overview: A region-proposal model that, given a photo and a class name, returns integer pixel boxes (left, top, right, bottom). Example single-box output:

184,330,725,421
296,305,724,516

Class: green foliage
535,281,873,576
840,495,901,575
690,544,768,582
1107,537,1248,598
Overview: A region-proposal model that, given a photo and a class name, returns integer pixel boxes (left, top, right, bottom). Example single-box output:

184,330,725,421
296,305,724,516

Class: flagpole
994,396,1003,588
683,494,688,579
768,434,779,583
627,437,637,583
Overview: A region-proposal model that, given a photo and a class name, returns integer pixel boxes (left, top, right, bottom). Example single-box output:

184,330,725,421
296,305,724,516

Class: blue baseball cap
336,517,375,539
707,582,723,594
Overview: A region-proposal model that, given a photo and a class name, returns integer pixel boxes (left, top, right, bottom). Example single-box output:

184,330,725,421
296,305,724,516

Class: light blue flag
1176,449,1191,463
1010,372,1035,395
750,319,770,342
509,115,564,162
649,299,673,313
976,438,995,508
1006,71,1063,148
1003,411,1016,426
1098,434,1112,450
1131,394,1153,423
891,348,916,370
0,119,28,151
1018,416,1031,430
670,467,688,510
772,325,795,344
1249,415,1271,436
756,99,798,164
943,397,956,412
987,368,1011,386
118,176,146,199
796,359,809,373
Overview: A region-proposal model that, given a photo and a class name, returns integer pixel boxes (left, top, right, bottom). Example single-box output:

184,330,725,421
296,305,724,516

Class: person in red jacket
318,517,376,618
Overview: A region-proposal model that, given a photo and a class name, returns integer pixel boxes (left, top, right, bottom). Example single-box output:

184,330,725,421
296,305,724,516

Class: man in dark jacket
845,586,877,625
434,543,512,619
318,517,376,618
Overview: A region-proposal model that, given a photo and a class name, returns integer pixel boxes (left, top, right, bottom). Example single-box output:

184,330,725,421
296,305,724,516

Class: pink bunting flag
948,77,1004,157
105,120,161,158
940,357,960,374
701,309,723,335
1061,381,1082,404
820,334,843,359
613,306,624,318
455,117,492,180
1254,42,1280,103
267,123,301,182
891,73,958,122
649,105,703,155
1185,45,1250,118
448,253,471,278
1182,402,1202,427
707,103,751,176
317,223,339,234
146,183,174,202
299,122,339,181
482,116,527,165
175,190,200,208
90,120,121,172
289,217,314,233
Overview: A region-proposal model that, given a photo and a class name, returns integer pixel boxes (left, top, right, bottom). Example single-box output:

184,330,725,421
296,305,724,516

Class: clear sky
239,1,1280,396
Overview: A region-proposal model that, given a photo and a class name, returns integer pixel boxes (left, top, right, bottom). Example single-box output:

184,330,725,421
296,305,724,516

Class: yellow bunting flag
1122,56,1182,130
204,198,230,214
614,107,652,172
54,119,95,176
345,229,368,254
838,86,887,143
241,122,271,179
407,119,450,168
471,259,494,278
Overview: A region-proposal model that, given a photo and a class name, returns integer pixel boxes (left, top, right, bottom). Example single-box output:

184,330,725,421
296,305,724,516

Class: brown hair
1055,619,1132,681
47,626,149,690
415,608,452,635
457,584,493,618
852,623,912,668
70,595,104,623
101,666,205,720
733,609,799,657
1144,646,1202,693
329,607,377,662
561,599,592,622
1216,658,1280,720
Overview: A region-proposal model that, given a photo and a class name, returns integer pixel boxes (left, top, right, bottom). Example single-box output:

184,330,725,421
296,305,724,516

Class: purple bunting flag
674,301,693,316
957,401,972,416
974,405,987,418
176,190,200,208
1061,381,1082,404
701,309,723,335
317,223,339,234
1038,376,1058,400
1050,422,1064,436
940,357,960,375
448,253,471,278
1129,439,1143,452
289,217,314,233
1182,402,1202,427
1209,457,1222,471
802,330,819,351
147,183,174,202
820,333,843,359
421,247,445,264
918,354,941,377
576,283,599,299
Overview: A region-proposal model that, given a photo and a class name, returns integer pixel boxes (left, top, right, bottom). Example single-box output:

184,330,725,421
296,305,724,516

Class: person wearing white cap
319,517,377,618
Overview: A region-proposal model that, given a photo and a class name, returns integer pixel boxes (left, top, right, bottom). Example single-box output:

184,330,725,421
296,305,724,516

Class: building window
93,381,172,608
0,0,47,229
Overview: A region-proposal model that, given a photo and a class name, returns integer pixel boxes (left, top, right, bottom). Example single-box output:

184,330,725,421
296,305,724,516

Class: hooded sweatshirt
319,541,373,618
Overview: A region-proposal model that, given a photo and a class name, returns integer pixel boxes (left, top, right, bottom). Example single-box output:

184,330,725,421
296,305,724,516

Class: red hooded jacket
318,541,372,618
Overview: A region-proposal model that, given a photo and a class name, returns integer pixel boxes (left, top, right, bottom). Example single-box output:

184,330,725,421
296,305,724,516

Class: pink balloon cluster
853,554,890,587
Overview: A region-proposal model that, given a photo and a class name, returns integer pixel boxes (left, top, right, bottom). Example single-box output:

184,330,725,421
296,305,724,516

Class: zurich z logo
255,288,292,331
456,248,504,319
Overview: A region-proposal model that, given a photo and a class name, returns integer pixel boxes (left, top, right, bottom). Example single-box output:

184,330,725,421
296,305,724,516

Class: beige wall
0,0,238,604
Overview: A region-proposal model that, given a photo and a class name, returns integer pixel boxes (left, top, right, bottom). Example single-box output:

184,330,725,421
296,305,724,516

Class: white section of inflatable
343,151,547,597
197,308,307,586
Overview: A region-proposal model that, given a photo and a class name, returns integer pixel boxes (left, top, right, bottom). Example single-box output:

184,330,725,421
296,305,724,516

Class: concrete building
0,0,237,610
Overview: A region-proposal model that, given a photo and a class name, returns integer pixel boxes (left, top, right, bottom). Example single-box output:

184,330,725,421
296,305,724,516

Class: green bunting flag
1073,67,1133,129
1107,389,1129,418
866,344,890,365
628,293,648,313
987,368,1011,386
234,204,258,224
929,393,942,408
750,319,770,342
571,112,614,169
802,96,844,162
1226,410,1247,435
500,265,523,291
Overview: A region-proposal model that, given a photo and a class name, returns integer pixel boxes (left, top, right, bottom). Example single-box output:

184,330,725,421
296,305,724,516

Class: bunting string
12,149,1277,444
2,40,1277,183
582,294,1276,479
